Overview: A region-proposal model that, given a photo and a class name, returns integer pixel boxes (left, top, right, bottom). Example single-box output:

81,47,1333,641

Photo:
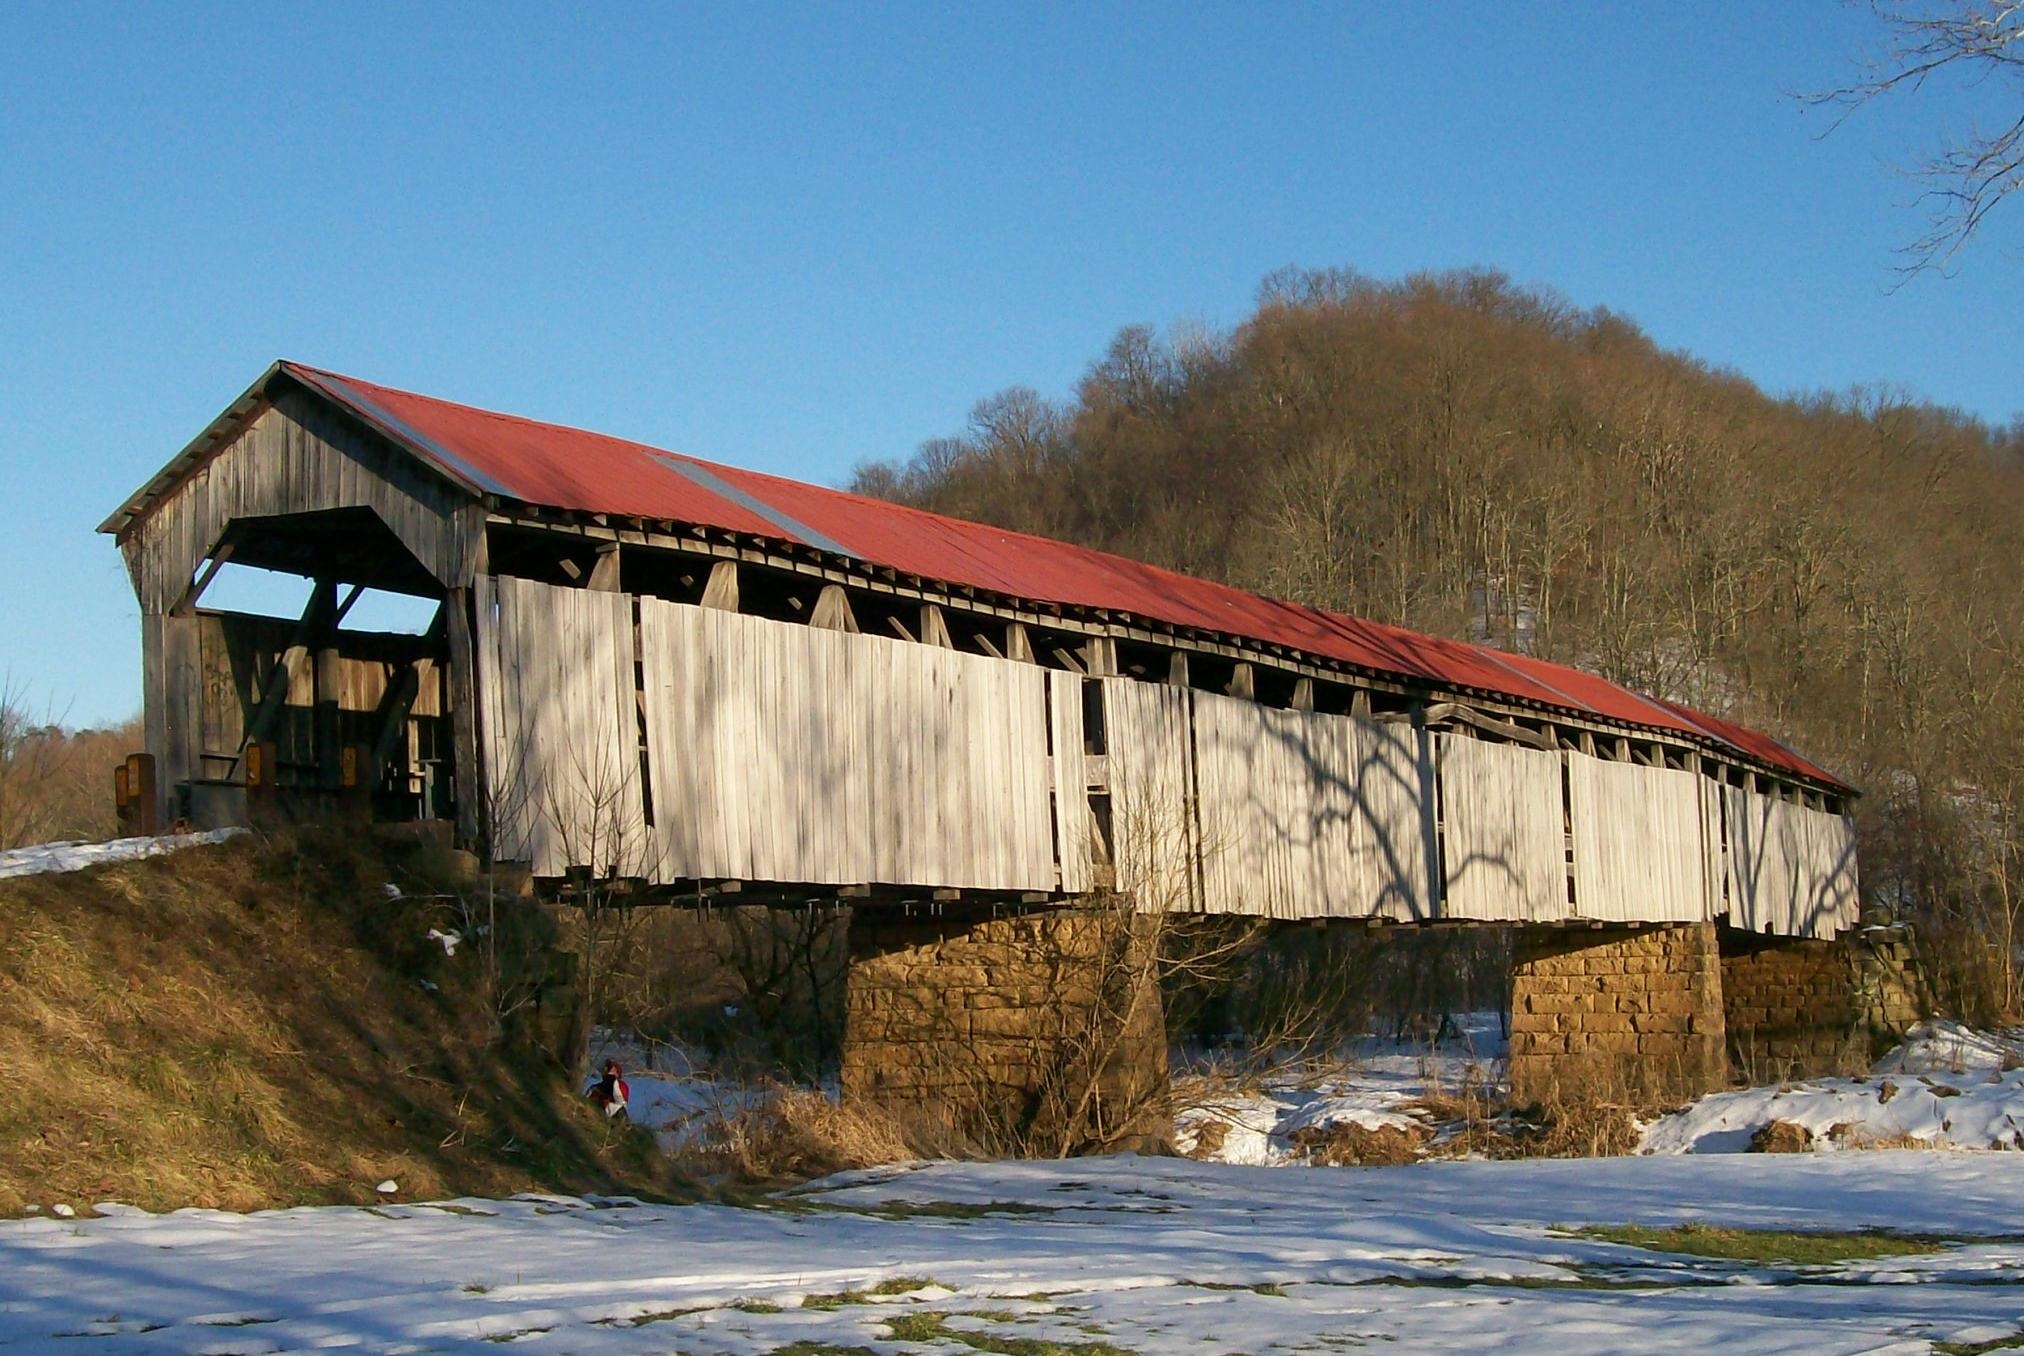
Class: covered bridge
101,362,1884,1137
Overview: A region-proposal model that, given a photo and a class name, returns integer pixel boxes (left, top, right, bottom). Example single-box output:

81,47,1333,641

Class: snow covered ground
1174,1019,2024,1163
1173,1016,1503,1164
583,1031,773,1151
0,827,246,880
6,1152,2024,1353
1641,1021,2024,1154
1173,1043,1483,1165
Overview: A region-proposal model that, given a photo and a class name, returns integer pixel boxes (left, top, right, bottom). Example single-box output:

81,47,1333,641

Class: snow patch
1174,1020,1505,1165
0,828,247,880
1876,1020,2024,1075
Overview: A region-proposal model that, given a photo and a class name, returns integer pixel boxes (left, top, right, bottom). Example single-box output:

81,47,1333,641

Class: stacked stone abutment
1719,925,1928,1080
1508,922,1727,1105
1718,929,1861,1079
841,908,1169,1153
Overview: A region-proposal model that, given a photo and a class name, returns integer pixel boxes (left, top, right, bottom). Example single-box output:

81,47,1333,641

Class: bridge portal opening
160,507,455,830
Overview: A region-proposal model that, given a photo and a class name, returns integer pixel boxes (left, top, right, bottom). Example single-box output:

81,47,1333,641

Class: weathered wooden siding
1102,679,1200,910
1107,682,1437,920
1048,670,1094,894
1437,734,1566,922
475,577,647,878
636,596,1057,890
458,577,1853,938
1568,752,1709,923
1189,690,1359,919
1698,777,1728,920
1802,806,1862,939
1724,787,1860,939
1355,718,1439,921
122,388,480,615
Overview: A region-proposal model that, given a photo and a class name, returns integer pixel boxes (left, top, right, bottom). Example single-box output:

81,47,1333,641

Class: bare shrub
1519,1095,1645,1160
587,905,848,1083
1291,1120,1429,1167
674,1087,912,1183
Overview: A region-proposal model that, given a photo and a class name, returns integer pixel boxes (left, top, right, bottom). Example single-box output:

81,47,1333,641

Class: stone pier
841,908,1170,1153
1719,924,1928,1080
1508,922,1728,1105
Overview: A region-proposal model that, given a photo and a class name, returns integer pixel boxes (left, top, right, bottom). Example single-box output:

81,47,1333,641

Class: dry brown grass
1512,1093,1645,1159
0,828,680,1216
1182,1119,1231,1160
670,1086,914,1184
1825,1124,1937,1151
1291,1120,1429,1167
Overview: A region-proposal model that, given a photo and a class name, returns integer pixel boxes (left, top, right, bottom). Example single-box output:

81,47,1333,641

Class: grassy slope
0,830,677,1215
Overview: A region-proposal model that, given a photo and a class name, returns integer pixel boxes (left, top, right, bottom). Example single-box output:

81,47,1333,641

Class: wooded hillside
854,268,2024,1021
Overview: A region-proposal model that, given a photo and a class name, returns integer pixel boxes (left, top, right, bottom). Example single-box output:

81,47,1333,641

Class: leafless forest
0,684,135,853
854,268,2024,1024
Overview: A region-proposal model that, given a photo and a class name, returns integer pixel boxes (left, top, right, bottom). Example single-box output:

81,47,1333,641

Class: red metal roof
279,361,1847,790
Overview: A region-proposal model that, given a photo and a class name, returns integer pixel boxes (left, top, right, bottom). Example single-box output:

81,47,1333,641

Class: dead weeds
0,828,680,1215
671,1087,915,1184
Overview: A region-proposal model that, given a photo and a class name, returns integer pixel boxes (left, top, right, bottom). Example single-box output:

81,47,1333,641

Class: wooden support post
445,585,483,850
339,743,374,823
366,604,447,790
810,583,859,632
1006,623,1035,663
154,612,203,821
1351,688,1372,719
124,754,158,836
244,739,279,827
1167,651,1190,687
1227,662,1254,700
1291,676,1314,710
919,604,953,648
368,662,423,784
140,612,166,817
700,560,739,611
310,580,344,789
586,542,622,592
1422,701,1554,749
1082,636,1117,676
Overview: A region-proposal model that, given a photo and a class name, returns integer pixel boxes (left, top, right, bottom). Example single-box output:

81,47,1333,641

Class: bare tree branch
1808,1,2024,271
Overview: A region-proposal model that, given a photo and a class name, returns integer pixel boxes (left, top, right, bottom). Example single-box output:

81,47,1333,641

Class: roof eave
96,361,289,538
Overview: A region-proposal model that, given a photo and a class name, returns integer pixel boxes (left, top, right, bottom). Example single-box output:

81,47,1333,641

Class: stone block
842,907,1170,1152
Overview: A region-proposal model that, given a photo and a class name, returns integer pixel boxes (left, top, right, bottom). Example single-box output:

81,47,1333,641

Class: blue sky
2,3,2018,727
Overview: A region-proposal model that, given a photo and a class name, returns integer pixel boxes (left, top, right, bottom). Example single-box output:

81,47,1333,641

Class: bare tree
1811,1,2024,270
0,680,70,851
0,678,137,851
